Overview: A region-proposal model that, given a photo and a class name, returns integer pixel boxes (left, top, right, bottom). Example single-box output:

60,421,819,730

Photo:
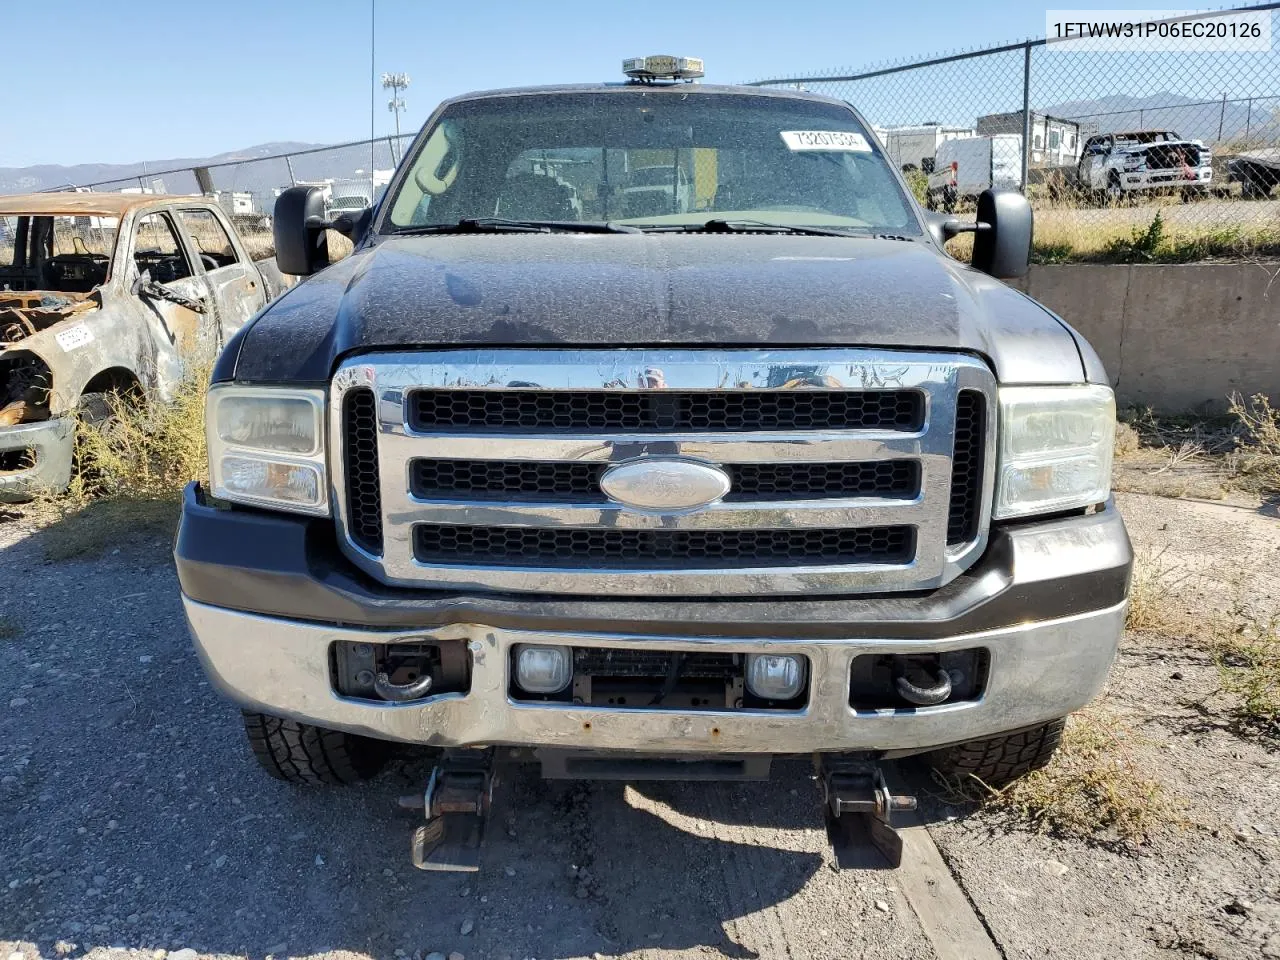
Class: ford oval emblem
600,458,731,513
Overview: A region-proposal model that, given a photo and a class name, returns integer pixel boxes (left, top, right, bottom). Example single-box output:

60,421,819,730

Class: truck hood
225,234,1088,384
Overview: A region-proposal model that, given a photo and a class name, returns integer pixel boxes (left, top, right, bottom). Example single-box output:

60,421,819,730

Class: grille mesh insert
409,389,923,432
410,458,920,501
573,648,741,680
343,388,383,554
414,524,913,569
946,390,985,545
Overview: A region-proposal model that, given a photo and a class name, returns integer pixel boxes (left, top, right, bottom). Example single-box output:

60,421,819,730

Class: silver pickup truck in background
0,193,285,499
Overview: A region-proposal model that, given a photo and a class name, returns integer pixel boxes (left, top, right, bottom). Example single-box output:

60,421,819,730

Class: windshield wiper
395,217,641,235
640,218,866,238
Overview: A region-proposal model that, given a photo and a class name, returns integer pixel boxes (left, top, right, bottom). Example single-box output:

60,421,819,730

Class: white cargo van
927,135,1023,211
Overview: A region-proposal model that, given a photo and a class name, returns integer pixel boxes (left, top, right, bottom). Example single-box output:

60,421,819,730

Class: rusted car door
174,207,266,345
130,211,217,392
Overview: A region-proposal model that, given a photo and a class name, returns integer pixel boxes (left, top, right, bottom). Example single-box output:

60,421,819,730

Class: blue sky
3,0,1241,167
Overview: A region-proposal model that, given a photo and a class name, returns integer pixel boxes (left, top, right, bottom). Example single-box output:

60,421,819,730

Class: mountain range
2,91,1275,198
1040,92,1275,143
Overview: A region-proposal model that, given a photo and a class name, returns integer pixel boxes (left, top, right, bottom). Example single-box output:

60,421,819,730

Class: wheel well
81,367,143,400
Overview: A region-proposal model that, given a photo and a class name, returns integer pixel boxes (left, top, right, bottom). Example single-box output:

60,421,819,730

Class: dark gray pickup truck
176,58,1130,869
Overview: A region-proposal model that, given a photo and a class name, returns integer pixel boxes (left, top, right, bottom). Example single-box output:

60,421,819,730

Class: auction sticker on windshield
780,130,872,152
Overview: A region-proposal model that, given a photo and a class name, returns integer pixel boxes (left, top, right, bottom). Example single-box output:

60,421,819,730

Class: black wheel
941,187,957,214
72,392,131,493
241,711,388,785
1241,179,1269,201
925,718,1065,788
1105,174,1124,204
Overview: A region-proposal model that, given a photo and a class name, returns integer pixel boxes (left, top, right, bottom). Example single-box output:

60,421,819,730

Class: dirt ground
1,490,1277,960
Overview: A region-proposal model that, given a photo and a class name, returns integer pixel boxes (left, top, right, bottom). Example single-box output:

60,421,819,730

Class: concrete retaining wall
1017,263,1279,412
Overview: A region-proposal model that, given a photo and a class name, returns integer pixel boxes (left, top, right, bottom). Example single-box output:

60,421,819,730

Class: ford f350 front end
176,71,1130,869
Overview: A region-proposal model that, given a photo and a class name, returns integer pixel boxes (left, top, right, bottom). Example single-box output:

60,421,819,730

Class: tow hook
894,660,953,706
819,758,917,868
374,671,434,702
399,748,495,872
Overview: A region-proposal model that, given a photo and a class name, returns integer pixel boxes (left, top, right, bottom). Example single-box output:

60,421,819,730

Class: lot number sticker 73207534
780,130,872,152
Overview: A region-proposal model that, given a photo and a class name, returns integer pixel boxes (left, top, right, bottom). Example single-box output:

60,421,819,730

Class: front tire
1105,174,1124,204
926,718,1065,788
241,711,388,785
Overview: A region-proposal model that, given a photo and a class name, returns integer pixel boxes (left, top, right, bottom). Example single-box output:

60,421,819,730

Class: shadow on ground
0,524,928,960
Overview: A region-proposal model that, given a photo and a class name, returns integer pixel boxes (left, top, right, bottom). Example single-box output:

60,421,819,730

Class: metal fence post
1020,42,1032,193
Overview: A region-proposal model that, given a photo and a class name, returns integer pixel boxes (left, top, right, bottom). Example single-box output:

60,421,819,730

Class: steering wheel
135,250,186,284
199,253,220,272
43,253,109,290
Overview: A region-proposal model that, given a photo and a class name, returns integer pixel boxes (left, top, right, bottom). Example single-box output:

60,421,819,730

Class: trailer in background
872,124,975,173
1228,148,1280,199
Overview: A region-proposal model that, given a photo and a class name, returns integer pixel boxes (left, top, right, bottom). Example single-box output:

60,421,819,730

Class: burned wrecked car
0,193,283,498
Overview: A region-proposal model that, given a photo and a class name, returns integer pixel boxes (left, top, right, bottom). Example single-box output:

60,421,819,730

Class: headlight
206,386,328,515
994,384,1114,520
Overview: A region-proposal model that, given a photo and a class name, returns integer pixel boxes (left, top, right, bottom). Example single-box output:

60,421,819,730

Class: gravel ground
0,512,932,960
2,491,1277,960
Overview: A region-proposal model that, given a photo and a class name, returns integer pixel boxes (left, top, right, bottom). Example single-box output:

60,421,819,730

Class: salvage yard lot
1,488,1277,960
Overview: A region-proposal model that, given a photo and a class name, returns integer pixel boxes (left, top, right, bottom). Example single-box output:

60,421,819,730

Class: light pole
382,72,410,141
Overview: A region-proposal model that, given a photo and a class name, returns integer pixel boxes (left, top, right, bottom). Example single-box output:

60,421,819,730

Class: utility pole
382,72,410,140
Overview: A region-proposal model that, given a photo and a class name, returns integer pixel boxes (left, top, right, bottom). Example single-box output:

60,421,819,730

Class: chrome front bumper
0,418,74,500
183,595,1125,755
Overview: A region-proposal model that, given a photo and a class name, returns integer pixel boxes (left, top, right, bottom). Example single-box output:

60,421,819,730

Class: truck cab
176,57,1130,869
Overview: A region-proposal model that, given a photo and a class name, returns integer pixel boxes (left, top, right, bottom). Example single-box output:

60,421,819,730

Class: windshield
385,91,920,235
0,214,119,293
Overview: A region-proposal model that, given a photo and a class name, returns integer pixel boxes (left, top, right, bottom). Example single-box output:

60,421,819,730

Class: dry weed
1125,548,1197,636
1227,392,1280,497
941,709,1185,847
1114,421,1140,458
27,365,208,559
1206,603,1280,738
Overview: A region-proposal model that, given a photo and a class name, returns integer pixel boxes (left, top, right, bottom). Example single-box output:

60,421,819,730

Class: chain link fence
750,3,1280,259
25,3,1280,262
48,135,415,259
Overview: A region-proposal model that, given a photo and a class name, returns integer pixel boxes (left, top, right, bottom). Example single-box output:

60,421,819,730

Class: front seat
496,173,576,221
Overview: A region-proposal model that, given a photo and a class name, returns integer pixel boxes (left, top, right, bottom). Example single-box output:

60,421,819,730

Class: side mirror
971,188,1032,279
924,188,1032,280
330,206,374,245
273,186,329,276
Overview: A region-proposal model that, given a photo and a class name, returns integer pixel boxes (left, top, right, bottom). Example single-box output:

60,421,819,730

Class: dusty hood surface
223,234,1088,384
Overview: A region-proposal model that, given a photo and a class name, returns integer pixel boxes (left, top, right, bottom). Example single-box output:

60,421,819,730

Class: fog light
746,654,806,700
514,644,572,694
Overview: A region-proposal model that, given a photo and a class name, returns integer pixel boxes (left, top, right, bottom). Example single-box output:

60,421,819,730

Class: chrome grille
331,349,996,597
